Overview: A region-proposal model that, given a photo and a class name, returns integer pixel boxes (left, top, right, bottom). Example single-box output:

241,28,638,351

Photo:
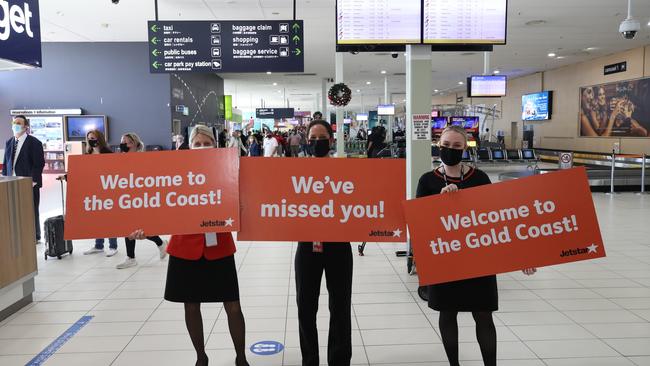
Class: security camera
391,53,399,59
619,17,640,39
111,0,119,4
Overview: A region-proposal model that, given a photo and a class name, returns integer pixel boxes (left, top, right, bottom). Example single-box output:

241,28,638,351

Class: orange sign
238,157,407,242
65,149,240,239
403,168,605,286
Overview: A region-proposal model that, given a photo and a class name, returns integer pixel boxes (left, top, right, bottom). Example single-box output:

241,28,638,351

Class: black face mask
88,139,99,148
439,146,464,166
119,143,130,153
309,139,330,157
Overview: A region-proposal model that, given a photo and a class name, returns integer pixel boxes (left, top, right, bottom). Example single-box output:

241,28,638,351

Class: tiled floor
1,171,650,365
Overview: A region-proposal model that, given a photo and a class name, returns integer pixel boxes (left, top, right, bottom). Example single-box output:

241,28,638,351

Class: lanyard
441,165,464,187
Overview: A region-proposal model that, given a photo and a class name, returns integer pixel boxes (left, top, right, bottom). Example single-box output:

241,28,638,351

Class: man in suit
2,115,45,243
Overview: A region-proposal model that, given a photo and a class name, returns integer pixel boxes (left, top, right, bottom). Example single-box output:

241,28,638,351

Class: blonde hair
439,125,469,147
121,132,145,152
189,125,216,146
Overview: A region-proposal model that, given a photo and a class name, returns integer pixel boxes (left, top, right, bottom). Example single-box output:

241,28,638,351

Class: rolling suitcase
44,176,73,260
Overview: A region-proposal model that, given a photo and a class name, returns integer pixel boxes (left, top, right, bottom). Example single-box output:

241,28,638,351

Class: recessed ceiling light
272,82,277,86
277,90,282,93
380,70,387,74
493,70,501,74
585,47,598,51
547,52,556,57
366,81,371,85
356,89,361,92
434,89,439,92
525,20,547,26
266,71,272,75
458,81,464,85
403,53,407,56
556,56,566,59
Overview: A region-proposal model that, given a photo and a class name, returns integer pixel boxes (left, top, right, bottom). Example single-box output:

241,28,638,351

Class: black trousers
33,187,41,240
124,236,163,259
295,242,353,366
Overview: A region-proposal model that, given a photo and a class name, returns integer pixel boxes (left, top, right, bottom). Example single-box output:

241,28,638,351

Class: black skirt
164,255,240,303
428,275,498,312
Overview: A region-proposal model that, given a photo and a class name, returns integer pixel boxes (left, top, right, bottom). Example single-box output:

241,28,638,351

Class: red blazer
166,232,236,260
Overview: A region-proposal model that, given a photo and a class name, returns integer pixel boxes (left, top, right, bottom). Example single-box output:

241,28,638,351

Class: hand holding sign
403,168,604,286
238,157,406,242
65,149,240,239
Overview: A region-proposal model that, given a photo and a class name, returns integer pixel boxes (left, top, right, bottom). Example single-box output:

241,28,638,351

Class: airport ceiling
41,0,650,111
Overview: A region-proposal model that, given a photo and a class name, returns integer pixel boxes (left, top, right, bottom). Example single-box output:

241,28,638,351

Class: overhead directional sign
0,0,42,68
148,20,304,73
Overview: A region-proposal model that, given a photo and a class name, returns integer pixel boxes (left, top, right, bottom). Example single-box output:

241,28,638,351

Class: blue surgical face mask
12,124,24,135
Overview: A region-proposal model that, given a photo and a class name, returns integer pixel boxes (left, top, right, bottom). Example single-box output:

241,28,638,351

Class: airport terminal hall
4,0,650,365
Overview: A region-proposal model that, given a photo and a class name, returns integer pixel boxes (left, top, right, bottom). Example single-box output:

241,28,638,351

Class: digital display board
431,117,448,130
64,116,108,142
377,104,395,115
336,0,421,45
467,75,507,97
522,91,553,121
357,113,369,121
256,108,295,119
148,20,304,73
450,116,479,130
424,0,507,44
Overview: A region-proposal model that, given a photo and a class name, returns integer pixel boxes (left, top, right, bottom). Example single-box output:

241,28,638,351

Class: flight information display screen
423,0,507,44
336,0,421,44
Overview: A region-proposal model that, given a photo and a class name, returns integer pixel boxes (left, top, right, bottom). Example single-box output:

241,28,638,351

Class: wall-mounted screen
467,75,507,97
424,0,507,45
450,116,479,130
377,104,395,115
522,91,553,121
336,0,421,45
64,115,108,141
357,113,369,121
579,78,650,138
431,117,448,130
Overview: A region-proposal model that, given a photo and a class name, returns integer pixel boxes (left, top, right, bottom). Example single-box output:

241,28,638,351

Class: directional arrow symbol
292,23,301,32
150,24,159,33
292,35,300,44
150,37,159,45
152,49,161,57
152,61,161,70
293,48,302,56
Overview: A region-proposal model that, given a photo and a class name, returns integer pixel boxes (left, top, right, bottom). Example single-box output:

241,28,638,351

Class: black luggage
44,215,73,260
44,176,73,260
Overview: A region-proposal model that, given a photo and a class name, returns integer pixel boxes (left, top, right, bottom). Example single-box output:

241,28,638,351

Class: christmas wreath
328,83,352,107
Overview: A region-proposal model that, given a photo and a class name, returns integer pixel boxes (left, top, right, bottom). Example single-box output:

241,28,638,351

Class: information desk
0,177,37,321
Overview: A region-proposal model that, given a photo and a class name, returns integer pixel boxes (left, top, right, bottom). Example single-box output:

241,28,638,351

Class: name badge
205,233,218,247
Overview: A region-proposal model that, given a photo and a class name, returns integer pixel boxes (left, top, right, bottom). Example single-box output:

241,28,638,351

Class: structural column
335,52,345,157
405,45,433,199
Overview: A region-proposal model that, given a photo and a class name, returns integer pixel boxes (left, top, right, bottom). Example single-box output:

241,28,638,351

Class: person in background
247,135,261,157
416,125,536,366
82,130,119,257
295,120,352,366
115,132,168,269
218,128,228,148
263,131,279,157
2,115,45,244
126,126,250,366
313,111,323,121
299,127,309,157
288,130,302,157
227,130,248,157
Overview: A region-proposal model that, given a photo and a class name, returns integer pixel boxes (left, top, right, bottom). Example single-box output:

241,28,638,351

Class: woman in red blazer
127,126,248,366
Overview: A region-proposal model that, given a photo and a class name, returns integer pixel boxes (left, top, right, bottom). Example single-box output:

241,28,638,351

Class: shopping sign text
0,0,35,41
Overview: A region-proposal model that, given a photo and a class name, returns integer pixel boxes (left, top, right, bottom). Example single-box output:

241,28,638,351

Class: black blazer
2,134,45,188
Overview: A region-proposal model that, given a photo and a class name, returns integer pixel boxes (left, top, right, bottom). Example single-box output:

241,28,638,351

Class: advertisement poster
579,78,650,137
403,168,605,286
65,149,240,239
238,157,407,242
522,92,551,121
